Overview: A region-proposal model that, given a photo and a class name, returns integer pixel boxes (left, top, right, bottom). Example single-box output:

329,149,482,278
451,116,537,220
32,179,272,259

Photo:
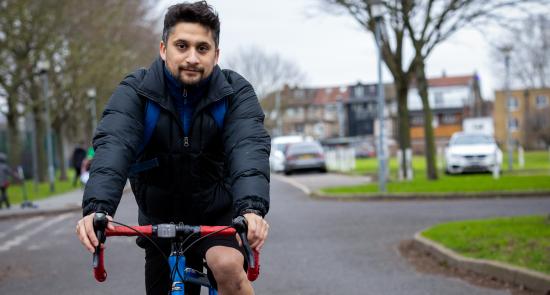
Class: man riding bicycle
75,2,270,294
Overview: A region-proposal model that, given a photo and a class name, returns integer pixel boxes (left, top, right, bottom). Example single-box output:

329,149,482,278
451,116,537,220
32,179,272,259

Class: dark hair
162,1,220,47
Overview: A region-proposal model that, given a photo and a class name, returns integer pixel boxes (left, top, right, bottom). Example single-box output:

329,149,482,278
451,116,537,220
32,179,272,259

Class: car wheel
284,170,292,176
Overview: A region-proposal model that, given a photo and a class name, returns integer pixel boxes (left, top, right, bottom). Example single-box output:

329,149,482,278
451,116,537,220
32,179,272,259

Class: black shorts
140,210,245,295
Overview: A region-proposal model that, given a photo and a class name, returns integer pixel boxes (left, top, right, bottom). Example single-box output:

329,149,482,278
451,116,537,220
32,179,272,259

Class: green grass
354,150,550,177
321,174,550,195
5,170,79,205
421,215,550,274
323,150,550,195
502,150,550,172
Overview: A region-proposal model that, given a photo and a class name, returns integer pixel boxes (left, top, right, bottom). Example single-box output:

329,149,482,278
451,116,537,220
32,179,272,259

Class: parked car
269,135,305,173
445,132,503,174
283,141,327,175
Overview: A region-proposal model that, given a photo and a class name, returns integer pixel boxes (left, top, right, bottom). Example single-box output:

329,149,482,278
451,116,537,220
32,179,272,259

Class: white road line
272,174,311,195
0,216,45,240
0,213,73,252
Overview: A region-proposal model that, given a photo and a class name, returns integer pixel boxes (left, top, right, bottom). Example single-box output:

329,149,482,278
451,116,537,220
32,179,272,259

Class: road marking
0,213,74,252
0,216,45,240
272,174,311,195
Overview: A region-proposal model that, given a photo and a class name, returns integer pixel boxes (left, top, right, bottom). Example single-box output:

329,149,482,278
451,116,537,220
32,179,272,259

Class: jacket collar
137,57,234,114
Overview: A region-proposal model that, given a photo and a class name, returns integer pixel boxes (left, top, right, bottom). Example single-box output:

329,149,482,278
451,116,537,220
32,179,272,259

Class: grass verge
321,174,550,195
5,171,80,205
323,150,550,195
421,215,550,275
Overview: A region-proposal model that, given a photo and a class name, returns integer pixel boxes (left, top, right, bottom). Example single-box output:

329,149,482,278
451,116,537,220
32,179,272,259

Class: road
0,173,549,294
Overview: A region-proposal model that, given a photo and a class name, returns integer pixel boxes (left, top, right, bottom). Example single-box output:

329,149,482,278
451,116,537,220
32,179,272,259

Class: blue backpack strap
140,99,161,154
210,97,227,130
129,99,161,176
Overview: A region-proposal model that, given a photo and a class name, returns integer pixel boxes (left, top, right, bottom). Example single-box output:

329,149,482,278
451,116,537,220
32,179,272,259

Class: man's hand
243,213,269,251
75,212,114,253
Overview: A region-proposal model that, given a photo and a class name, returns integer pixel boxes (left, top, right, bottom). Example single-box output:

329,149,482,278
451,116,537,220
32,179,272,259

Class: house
494,88,550,149
407,73,490,153
261,73,488,154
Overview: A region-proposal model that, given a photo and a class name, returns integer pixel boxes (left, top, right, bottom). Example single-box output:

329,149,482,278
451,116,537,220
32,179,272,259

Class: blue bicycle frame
169,250,218,295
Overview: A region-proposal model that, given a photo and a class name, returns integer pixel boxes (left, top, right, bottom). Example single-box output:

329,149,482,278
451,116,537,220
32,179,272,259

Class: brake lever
92,212,108,267
232,216,255,269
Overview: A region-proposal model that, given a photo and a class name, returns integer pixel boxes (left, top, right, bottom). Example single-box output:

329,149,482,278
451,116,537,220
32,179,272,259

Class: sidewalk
0,184,132,221
0,188,83,220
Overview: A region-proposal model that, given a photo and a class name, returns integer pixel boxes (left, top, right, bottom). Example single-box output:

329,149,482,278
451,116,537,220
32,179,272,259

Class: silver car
284,141,327,175
445,132,503,174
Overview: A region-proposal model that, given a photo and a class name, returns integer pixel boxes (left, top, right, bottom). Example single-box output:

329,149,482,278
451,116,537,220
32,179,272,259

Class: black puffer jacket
82,57,270,225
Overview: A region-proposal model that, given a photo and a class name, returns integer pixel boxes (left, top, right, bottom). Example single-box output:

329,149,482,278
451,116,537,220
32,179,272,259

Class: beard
175,65,205,86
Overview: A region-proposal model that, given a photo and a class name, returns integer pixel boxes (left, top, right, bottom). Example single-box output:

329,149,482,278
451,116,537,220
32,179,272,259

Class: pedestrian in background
0,153,19,209
79,147,94,185
71,143,87,187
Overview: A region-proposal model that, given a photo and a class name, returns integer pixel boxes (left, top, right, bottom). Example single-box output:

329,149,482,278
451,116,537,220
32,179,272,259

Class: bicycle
91,212,261,295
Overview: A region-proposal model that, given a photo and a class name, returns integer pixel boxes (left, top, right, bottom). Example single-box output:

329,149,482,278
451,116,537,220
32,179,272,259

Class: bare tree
0,0,157,182
526,106,550,148
492,14,550,89
321,0,546,180
223,46,306,100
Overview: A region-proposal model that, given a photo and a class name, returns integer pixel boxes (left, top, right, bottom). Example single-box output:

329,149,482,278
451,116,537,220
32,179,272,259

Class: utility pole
37,60,55,192
372,0,387,193
501,46,514,172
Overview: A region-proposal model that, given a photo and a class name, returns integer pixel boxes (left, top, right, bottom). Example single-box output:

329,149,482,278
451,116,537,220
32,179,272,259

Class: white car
445,132,503,174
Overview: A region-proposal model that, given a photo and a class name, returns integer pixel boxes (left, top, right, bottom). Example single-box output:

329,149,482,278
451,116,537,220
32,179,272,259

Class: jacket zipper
183,88,190,147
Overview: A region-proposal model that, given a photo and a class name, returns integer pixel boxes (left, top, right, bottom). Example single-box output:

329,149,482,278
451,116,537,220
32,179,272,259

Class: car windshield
450,134,495,145
287,143,323,155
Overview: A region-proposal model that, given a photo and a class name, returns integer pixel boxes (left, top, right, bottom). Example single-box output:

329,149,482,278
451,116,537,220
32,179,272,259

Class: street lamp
500,45,514,172
87,87,97,135
37,60,55,192
371,0,387,193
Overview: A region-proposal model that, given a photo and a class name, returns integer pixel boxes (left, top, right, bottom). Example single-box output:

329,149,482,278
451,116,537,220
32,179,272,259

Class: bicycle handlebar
92,213,261,283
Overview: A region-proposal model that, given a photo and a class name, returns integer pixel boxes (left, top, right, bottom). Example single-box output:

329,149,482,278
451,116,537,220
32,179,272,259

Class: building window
324,104,336,113
441,114,457,124
411,116,424,126
536,95,548,109
285,108,296,117
434,92,444,107
294,89,305,98
508,117,519,131
354,86,364,98
296,107,304,117
507,96,518,111
294,124,304,133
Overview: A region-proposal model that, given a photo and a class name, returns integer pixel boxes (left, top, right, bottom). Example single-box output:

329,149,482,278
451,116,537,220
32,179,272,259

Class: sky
160,0,508,100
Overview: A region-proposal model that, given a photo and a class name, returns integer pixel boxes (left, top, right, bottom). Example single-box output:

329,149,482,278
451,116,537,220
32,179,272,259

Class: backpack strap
128,99,161,176
139,99,161,154
210,97,227,130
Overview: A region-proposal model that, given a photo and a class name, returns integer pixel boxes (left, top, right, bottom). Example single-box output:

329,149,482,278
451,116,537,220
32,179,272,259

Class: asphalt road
0,173,549,294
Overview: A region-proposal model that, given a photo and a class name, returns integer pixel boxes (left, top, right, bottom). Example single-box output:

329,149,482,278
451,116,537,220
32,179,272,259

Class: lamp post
336,95,345,138
500,45,514,172
371,0,387,193
87,87,97,135
37,60,55,192
275,90,282,136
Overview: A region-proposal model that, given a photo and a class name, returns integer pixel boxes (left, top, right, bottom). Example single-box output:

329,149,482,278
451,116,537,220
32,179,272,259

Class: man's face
160,22,219,86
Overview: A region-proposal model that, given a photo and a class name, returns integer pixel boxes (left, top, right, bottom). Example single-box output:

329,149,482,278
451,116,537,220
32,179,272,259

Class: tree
223,46,306,100
0,0,157,182
321,0,546,180
0,0,66,178
492,14,550,89
526,106,550,148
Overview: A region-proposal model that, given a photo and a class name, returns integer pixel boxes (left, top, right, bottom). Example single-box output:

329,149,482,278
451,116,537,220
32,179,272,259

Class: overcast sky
160,0,506,99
